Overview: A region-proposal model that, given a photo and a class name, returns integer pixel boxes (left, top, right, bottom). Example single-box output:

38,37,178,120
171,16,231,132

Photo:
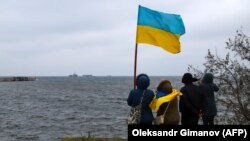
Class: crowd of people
127,72,219,125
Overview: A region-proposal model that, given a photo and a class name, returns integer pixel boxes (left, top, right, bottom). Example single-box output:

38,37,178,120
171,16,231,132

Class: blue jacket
127,74,154,124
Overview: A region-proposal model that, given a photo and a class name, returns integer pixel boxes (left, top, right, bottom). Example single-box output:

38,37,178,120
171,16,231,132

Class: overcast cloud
0,0,249,76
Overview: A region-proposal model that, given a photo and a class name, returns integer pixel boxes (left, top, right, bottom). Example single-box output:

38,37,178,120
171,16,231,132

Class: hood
182,73,198,84
136,74,150,90
202,73,214,84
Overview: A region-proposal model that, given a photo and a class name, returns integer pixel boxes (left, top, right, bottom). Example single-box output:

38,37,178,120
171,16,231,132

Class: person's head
136,73,150,90
182,73,198,84
202,73,214,84
157,80,173,94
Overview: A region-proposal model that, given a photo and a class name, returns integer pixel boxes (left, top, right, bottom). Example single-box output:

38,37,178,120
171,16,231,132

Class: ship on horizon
82,74,93,77
68,73,78,77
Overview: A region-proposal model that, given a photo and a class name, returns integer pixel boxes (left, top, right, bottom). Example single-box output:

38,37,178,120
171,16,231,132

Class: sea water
0,76,183,141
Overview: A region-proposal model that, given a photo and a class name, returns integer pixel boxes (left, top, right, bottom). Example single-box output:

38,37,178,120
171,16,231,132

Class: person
150,80,182,125
200,73,219,125
179,73,203,125
127,74,155,124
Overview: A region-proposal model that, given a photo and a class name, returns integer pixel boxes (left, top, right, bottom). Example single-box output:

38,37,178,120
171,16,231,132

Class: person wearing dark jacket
200,73,219,125
127,74,155,124
179,73,203,125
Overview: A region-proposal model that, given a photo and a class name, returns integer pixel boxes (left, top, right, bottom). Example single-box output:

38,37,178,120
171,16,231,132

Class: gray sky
0,0,249,76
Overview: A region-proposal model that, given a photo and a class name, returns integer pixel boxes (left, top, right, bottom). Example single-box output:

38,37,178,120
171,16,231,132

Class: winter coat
150,80,182,125
127,74,154,124
201,73,219,117
179,83,203,117
156,95,180,125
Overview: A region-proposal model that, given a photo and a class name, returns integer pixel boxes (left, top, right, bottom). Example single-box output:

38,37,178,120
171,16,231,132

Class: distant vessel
82,75,93,77
69,73,78,77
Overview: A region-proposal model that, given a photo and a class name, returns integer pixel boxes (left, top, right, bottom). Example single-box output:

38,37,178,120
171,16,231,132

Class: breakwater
0,77,36,82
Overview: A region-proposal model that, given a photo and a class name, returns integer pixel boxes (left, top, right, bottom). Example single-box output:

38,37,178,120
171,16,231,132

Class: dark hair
157,80,173,94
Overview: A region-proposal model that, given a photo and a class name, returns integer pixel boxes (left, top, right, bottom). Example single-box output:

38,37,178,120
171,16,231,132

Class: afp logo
223,129,247,138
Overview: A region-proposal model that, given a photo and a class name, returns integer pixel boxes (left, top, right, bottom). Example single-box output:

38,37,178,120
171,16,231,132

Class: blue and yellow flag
150,89,182,112
136,6,185,54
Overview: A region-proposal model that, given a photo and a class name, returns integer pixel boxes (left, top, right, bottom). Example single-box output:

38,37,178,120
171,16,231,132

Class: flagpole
134,5,141,90
134,43,138,90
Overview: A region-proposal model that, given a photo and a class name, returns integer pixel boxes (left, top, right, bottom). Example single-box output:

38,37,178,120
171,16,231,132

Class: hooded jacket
127,74,154,124
201,73,219,116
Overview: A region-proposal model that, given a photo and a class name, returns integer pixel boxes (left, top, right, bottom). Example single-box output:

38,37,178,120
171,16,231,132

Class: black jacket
179,83,203,117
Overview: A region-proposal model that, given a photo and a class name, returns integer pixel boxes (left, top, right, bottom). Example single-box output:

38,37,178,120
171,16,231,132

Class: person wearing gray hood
200,73,219,125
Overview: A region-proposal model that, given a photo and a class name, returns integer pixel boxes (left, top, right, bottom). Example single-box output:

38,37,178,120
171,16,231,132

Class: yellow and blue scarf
150,89,182,112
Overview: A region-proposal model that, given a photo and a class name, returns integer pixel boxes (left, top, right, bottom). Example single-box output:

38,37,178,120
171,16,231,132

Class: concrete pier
0,77,36,82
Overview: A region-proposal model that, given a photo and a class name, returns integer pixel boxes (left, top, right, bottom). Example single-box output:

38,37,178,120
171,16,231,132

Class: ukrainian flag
136,6,185,54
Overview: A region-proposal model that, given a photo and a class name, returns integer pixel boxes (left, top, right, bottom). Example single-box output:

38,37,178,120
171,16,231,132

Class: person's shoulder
194,84,201,88
180,86,185,91
145,89,155,95
212,83,218,86
129,89,136,94
146,89,154,93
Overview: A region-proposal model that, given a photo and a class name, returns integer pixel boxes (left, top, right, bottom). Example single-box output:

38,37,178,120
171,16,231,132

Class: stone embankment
0,77,36,82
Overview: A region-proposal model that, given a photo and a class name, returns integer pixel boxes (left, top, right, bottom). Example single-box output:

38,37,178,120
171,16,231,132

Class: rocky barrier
0,77,36,82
